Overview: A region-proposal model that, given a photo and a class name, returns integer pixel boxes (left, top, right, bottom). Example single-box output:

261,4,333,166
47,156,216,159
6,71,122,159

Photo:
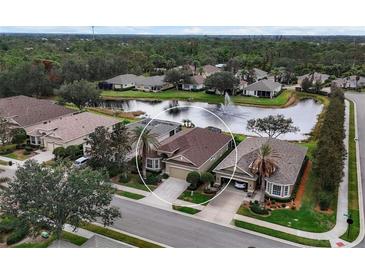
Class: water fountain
221,92,233,113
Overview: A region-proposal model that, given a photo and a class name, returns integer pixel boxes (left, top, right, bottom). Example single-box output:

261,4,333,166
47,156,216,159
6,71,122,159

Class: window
147,159,153,168
272,184,282,196
266,182,271,192
283,186,289,197
146,158,160,170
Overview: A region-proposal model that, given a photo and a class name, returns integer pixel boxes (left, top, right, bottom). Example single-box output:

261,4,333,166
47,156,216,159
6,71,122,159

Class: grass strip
234,219,331,247
80,223,163,248
115,190,145,200
172,205,201,215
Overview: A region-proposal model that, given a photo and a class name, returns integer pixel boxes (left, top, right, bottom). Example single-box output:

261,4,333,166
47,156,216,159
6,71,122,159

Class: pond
99,98,323,140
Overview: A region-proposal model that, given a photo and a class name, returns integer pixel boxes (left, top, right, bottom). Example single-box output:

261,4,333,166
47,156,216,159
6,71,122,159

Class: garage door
168,166,191,180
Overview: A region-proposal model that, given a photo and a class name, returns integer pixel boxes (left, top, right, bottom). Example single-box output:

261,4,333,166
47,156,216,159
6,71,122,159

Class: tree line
1,35,365,98
313,88,346,210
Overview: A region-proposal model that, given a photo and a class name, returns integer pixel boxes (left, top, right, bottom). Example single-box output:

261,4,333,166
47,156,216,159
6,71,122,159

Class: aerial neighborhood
0,33,364,249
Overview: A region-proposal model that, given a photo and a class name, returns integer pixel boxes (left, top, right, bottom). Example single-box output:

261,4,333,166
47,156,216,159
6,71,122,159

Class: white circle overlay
134,105,238,208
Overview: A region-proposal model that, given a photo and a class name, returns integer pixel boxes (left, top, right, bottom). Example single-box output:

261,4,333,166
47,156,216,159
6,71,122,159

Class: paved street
345,93,365,248
110,197,292,248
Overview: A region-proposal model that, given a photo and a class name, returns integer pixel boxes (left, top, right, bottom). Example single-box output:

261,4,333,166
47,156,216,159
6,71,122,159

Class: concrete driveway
196,188,245,224
140,177,189,209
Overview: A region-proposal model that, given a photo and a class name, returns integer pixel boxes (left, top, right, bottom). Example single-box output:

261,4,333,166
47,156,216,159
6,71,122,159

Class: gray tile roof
0,96,75,128
81,235,131,248
126,118,181,139
244,79,282,92
252,68,268,79
106,74,166,87
214,137,307,186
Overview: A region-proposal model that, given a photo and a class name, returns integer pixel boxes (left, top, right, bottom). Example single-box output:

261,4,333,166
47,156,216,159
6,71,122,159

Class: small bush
291,206,296,210
53,147,66,159
250,203,269,215
6,222,30,245
200,172,214,186
254,200,259,205
281,203,286,208
0,144,16,155
162,173,169,179
108,166,120,178
24,145,33,152
65,145,83,160
119,174,130,184
186,171,200,190
145,173,160,185
8,161,12,166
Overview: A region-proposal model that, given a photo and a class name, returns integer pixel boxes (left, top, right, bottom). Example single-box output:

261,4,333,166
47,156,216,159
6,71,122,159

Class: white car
74,156,89,168
234,181,247,190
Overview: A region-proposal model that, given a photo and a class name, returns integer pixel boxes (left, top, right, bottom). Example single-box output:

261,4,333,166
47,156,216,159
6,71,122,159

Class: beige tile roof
26,112,120,143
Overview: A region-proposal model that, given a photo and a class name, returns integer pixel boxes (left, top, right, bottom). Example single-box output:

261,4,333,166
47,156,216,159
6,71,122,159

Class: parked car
74,156,89,168
234,181,246,190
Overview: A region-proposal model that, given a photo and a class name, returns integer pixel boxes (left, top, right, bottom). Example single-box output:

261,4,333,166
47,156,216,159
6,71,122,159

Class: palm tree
132,126,159,178
250,143,279,205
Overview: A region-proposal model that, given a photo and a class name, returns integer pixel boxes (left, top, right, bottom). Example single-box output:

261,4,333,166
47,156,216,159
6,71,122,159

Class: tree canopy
246,114,299,139
204,71,239,95
0,160,120,239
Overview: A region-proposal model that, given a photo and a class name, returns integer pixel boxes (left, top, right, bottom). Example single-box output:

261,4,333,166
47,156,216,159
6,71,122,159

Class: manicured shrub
186,171,200,190
145,173,160,185
24,145,33,152
8,161,13,166
65,145,82,160
250,203,269,215
200,172,214,186
119,174,130,184
162,173,169,179
53,147,66,159
0,144,16,155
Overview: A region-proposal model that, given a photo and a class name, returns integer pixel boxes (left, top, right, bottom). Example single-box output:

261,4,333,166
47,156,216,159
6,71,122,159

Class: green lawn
172,205,201,215
237,165,336,233
115,190,145,200
340,101,360,242
116,173,157,192
80,223,163,248
234,220,331,247
61,231,88,246
102,89,294,107
178,190,212,205
298,140,317,161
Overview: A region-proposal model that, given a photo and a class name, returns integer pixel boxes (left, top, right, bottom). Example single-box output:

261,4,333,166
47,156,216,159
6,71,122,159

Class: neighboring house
201,64,221,77
101,74,173,92
0,95,75,129
126,118,181,165
213,137,307,199
26,112,119,151
134,75,173,92
243,79,282,98
332,75,365,89
153,127,232,180
297,72,330,85
181,75,205,91
102,74,139,90
236,68,268,82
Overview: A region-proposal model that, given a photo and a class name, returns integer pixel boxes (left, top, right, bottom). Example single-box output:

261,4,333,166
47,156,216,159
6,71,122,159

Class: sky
1,26,365,36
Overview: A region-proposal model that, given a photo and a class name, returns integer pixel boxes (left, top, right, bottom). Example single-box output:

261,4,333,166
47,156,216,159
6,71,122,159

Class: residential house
0,95,75,130
332,75,365,89
297,72,330,85
236,68,268,82
181,75,205,91
26,112,119,151
134,75,173,92
213,137,307,199
101,74,173,92
102,74,139,90
126,119,181,165
201,65,221,77
243,79,282,98
152,127,232,180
